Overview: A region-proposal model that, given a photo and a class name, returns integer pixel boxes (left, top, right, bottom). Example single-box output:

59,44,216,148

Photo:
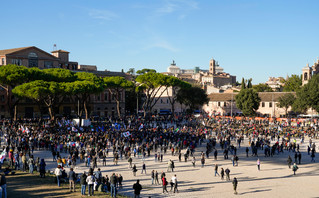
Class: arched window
304,72,308,81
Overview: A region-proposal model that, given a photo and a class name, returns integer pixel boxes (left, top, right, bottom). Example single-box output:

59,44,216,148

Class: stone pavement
32,137,319,198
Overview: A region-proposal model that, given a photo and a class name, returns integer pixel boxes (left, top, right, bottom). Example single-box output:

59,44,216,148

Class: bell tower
302,63,312,85
209,57,216,75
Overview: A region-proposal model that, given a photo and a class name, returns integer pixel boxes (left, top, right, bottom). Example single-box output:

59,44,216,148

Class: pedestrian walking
287,156,292,169
155,171,159,185
132,164,137,176
171,174,178,193
225,168,230,181
162,176,168,193
214,164,220,176
221,168,225,180
257,158,260,171
192,157,196,167
141,162,146,174
292,163,299,175
232,177,238,194
151,170,155,185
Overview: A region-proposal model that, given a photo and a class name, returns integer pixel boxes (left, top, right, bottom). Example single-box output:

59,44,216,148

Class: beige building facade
203,92,296,117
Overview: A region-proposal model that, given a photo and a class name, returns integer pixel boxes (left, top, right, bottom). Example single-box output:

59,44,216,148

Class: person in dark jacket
232,177,238,194
80,171,87,195
68,168,76,192
39,159,46,178
0,173,7,198
133,179,142,198
132,164,137,176
220,168,225,180
110,173,117,197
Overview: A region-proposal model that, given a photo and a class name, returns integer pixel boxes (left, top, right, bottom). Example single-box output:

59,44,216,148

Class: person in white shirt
86,173,96,196
54,165,62,187
171,174,178,193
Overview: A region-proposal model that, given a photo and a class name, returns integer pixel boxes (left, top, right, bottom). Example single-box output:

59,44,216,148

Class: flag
122,131,131,137
0,151,6,163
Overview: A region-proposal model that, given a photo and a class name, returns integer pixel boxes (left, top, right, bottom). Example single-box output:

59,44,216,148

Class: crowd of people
0,114,318,197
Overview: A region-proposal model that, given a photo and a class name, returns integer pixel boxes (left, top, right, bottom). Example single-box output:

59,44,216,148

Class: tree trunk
14,105,17,121
116,100,121,118
48,106,55,121
84,102,88,119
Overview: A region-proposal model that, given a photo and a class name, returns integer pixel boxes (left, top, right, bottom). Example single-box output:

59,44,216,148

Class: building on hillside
0,46,127,119
265,77,285,91
203,92,296,117
167,60,208,75
165,58,236,88
302,58,319,85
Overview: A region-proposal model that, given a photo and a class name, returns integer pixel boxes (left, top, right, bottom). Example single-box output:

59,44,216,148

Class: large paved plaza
31,136,319,198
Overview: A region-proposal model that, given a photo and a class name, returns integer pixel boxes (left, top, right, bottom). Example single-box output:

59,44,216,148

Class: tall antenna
53,44,57,51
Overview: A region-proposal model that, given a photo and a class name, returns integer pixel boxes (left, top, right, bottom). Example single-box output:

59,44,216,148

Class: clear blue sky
1,0,319,84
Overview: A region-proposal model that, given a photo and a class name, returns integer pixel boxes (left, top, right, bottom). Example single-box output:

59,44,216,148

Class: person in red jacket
162,176,168,193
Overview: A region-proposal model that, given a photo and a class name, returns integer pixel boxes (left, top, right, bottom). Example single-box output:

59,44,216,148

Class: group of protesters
0,114,319,196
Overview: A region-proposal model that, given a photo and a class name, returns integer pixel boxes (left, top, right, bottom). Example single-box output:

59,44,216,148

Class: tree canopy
135,72,170,117
277,93,296,116
282,74,302,92
293,74,319,113
176,86,208,111
165,76,191,115
103,76,134,117
13,80,66,120
252,83,273,92
0,64,31,119
136,68,156,75
235,88,261,116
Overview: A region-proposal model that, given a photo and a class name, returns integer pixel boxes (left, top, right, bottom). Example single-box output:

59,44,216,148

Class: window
44,61,53,68
167,99,169,103
11,59,22,66
224,102,227,107
218,102,220,107
161,99,163,104
269,102,272,108
0,95,4,102
304,72,308,81
1,58,4,65
104,93,108,101
262,102,265,107
96,95,100,101
28,52,38,67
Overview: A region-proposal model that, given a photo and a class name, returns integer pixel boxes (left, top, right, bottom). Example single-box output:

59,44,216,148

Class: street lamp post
136,92,139,115
231,92,233,117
